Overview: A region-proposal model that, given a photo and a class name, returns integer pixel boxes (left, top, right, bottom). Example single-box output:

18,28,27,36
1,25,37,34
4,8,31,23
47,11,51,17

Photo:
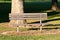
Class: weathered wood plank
9,13,47,20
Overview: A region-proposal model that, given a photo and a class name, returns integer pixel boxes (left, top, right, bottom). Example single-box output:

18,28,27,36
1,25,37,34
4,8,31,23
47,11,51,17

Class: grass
27,13,60,23
48,13,60,19
0,26,16,31
0,2,60,40
0,34,60,40
20,28,29,31
47,20,60,24
0,1,11,3
0,12,60,31
0,1,60,40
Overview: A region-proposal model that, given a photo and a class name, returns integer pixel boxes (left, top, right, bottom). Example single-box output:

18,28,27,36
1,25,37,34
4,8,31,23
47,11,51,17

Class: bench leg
24,19,27,27
40,25,42,32
17,26,19,32
40,19,42,32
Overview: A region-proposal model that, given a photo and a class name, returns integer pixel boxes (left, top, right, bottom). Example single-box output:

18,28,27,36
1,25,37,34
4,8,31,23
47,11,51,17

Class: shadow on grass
0,2,51,23
27,17,60,30
27,18,60,24
0,3,11,23
45,24,60,26
28,27,60,30
47,11,60,16
24,2,51,13
43,18,60,23
0,2,60,23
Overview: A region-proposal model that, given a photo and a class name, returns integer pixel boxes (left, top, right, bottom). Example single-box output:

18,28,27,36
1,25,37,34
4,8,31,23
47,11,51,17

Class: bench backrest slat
9,13,47,20
9,13,47,26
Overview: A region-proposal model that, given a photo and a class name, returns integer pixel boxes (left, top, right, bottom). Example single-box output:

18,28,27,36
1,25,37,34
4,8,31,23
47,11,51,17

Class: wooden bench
9,13,47,31
9,13,47,25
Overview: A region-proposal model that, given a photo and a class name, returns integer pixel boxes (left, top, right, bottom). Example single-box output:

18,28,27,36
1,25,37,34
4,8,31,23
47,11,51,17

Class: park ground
0,1,60,40
0,12,59,40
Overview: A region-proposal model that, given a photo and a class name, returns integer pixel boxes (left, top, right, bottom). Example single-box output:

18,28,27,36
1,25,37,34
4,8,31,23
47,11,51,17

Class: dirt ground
0,29,60,36
0,23,60,36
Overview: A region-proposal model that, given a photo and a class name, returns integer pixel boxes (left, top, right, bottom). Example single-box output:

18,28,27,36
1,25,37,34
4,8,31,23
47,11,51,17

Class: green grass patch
20,28,29,31
0,34,60,40
0,26,16,31
0,1,11,3
48,13,60,19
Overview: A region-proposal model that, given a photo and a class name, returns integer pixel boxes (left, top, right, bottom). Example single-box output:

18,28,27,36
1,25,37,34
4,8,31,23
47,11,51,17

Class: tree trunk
9,0,24,27
51,0,59,10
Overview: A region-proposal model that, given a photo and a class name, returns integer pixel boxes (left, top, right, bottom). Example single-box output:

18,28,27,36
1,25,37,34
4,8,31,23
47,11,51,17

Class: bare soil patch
0,29,60,36
0,23,60,36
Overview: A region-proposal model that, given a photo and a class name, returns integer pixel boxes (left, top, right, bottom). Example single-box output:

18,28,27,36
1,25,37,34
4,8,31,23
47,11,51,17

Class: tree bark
9,0,24,27
51,0,59,10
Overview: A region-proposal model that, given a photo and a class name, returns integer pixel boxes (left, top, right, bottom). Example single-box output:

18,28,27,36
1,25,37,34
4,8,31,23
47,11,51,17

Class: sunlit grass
0,34,60,40
27,19,40,23
0,26,16,31
0,1,11,3
48,20,60,24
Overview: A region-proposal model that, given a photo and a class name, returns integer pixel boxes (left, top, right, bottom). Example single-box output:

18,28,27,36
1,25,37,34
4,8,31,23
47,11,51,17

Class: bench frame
9,13,47,31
